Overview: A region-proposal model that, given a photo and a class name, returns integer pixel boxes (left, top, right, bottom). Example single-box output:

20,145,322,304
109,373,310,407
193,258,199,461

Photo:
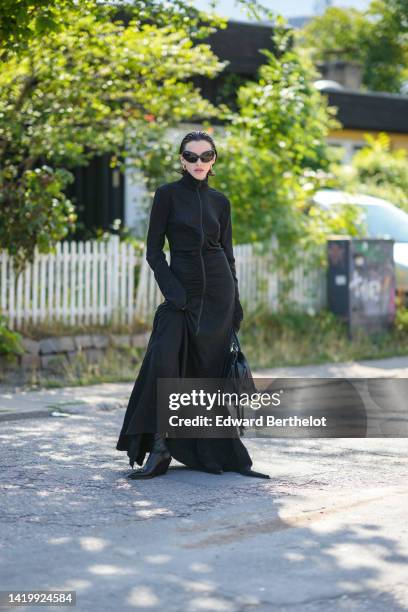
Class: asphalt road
1,356,408,611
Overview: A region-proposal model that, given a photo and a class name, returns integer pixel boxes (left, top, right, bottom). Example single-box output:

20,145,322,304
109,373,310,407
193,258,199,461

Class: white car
312,189,408,297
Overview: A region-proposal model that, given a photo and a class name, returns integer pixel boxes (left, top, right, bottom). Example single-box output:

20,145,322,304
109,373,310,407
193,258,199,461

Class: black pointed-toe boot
128,433,172,480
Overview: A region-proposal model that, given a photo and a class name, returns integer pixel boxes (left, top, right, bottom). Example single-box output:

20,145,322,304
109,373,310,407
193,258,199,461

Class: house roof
323,88,408,134
197,19,279,74
198,20,408,134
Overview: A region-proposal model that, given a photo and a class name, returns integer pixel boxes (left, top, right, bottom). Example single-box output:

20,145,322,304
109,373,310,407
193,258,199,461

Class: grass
16,318,149,340
18,345,146,390
240,302,408,369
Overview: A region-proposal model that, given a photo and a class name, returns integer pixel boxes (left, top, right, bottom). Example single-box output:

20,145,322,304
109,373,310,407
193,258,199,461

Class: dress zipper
195,186,206,335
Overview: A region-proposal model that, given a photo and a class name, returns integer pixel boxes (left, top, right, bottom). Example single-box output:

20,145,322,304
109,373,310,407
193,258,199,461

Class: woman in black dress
116,131,269,480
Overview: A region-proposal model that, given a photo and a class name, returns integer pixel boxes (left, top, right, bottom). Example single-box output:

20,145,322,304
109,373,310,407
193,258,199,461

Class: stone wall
0,332,151,383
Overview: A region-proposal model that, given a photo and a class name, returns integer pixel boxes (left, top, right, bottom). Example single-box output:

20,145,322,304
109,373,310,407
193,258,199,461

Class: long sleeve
146,185,187,310
220,197,244,332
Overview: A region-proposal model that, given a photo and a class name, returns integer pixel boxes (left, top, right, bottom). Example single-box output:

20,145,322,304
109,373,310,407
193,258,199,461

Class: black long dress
116,169,254,473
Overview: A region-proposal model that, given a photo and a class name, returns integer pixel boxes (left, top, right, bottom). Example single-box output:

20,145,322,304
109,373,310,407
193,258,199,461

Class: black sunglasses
182,149,215,163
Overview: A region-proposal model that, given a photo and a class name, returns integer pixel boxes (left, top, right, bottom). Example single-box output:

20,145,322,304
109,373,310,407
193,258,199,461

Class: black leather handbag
221,327,257,436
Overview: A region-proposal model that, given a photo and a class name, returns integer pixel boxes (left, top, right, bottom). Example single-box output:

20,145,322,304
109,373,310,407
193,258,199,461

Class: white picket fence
0,235,327,329
135,238,327,324
0,236,140,328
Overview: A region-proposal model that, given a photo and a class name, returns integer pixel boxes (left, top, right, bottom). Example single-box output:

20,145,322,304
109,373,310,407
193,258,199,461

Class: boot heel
128,453,172,479
155,455,172,476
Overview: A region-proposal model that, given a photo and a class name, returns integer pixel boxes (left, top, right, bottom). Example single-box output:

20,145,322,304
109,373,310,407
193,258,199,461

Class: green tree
363,0,408,93
0,0,228,270
0,0,75,56
296,7,367,63
213,21,347,258
297,1,408,93
0,0,220,56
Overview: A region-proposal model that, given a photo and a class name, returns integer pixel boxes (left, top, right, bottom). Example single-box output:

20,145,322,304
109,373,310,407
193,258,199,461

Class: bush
0,316,24,358
331,133,408,213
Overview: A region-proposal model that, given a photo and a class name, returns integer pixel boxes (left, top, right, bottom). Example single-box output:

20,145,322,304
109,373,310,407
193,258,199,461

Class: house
322,86,408,160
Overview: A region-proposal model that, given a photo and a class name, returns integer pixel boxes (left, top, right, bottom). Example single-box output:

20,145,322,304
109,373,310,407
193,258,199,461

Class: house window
327,138,366,163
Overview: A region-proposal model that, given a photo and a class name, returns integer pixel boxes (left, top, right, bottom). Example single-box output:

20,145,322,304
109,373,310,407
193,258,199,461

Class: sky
191,0,372,20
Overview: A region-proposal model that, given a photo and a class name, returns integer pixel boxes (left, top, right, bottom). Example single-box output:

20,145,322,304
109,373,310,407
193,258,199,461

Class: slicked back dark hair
178,130,217,176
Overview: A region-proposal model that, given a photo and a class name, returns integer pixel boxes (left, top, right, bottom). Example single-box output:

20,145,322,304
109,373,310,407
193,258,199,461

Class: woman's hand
166,298,188,312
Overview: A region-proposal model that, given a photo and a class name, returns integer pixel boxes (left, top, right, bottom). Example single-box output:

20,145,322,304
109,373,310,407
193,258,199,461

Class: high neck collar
179,170,209,191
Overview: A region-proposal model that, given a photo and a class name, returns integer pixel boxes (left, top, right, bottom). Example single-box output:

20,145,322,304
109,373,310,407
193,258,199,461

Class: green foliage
0,166,76,271
296,1,408,93
0,0,75,56
0,315,24,357
211,73,252,111
331,133,408,213
209,22,353,266
0,0,220,56
240,304,408,369
0,0,228,268
395,301,408,335
363,0,408,93
296,6,367,61
295,7,366,63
